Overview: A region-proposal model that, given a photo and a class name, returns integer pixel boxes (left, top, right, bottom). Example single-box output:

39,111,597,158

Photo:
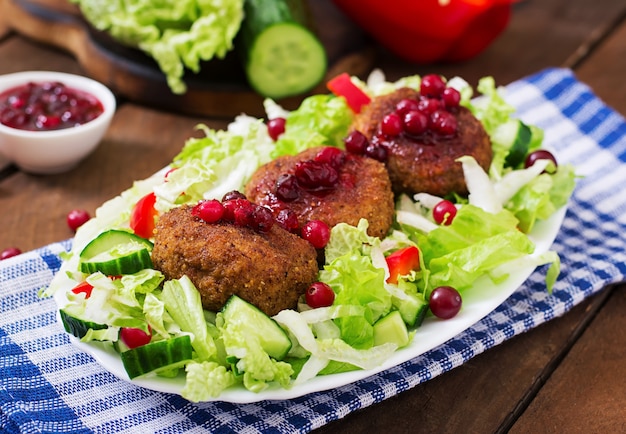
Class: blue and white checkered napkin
2,68,626,434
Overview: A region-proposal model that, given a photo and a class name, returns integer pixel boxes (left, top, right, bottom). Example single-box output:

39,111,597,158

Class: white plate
56,206,566,403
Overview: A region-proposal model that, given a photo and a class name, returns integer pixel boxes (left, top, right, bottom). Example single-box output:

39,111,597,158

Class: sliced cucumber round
120,335,193,379
79,229,153,275
222,295,292,360
239,0,327,99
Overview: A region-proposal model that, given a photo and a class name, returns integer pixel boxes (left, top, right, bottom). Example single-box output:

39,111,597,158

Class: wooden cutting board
0,0,375,118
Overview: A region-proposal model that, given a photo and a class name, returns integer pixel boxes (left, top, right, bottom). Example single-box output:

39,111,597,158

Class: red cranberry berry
395,98,420,116
314,147,346,170
344,130,369,155
67,209,90,232
429,286,462,319
120,326,152,349
192,199,224,223
402,110,429,136
276,208,300,233
420,74,446,98
442,87,461,108
275,174,301,202
294,160,339,190
432,200,457,225
305,282,335,308
524,150,558,170
222,190,247,202
301,220,331,249
233,202,256,227
37,114,61,129
222,198,252,222
267,117,286,141
250,205,274,232
417,97,442,115
380,112,403,137
365,143,388,162
1,247,21,260
429,110,458,136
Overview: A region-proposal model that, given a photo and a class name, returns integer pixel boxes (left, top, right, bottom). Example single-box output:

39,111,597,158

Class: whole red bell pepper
332,0,514,63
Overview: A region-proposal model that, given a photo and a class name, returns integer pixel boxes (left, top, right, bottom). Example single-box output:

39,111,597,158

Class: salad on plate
42,71,576,403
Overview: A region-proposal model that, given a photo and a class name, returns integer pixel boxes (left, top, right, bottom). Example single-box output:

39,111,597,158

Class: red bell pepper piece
71,281,94,298
332,0,513,63
385,246,420,284
129,192,158,239
327,73,371,113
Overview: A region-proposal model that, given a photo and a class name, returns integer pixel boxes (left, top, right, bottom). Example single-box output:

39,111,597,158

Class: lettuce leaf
271,95,353,157
161,276,217,361
182,361,237,402
155,117,275,211
319,220,392,348
71,0,244,94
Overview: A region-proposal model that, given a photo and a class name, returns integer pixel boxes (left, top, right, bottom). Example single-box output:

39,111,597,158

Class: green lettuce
271,94,353,157
319,220,392,349
401,205,537,294
160,276,217,361
154,117,275,211
71,0,244,94
219,316,293,393
182,361,237,401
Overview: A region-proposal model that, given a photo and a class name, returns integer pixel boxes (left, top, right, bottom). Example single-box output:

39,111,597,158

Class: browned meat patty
352,87,492,197
244,146,395,239
151,205,319,316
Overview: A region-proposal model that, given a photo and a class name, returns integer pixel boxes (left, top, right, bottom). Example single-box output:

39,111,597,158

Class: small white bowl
0,71,116,174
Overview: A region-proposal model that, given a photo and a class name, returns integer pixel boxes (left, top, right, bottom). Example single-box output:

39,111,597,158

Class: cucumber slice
373,311,410,348
395,292,429,328
60,309,108,339
120,335,193,379
238,0,327,98
492,119,532,168
221,295,292,360
79,229,153,275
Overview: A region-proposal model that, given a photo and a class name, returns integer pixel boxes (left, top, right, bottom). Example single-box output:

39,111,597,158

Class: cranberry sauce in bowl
0,71,116,174
0,81,104,131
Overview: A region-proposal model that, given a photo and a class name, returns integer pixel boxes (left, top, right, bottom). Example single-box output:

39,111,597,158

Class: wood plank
0,33,84,75
314,291,612,433
575,17,626,115
510,286,626,433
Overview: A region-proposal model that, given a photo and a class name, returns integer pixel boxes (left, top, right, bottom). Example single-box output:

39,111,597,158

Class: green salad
43,73,576,402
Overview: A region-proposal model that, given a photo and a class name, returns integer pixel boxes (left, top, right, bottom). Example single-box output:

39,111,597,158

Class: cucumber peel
494,119,532,168
60,309,108,339
120,335,193,379
394,292,429,328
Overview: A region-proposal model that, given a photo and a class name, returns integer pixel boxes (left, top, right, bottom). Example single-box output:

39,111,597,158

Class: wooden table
1,0,625,432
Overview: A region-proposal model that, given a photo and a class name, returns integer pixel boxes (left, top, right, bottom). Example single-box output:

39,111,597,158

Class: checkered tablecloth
2,68,625,433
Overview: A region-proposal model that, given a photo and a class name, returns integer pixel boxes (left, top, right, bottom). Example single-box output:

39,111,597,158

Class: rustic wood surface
1,0,625,432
